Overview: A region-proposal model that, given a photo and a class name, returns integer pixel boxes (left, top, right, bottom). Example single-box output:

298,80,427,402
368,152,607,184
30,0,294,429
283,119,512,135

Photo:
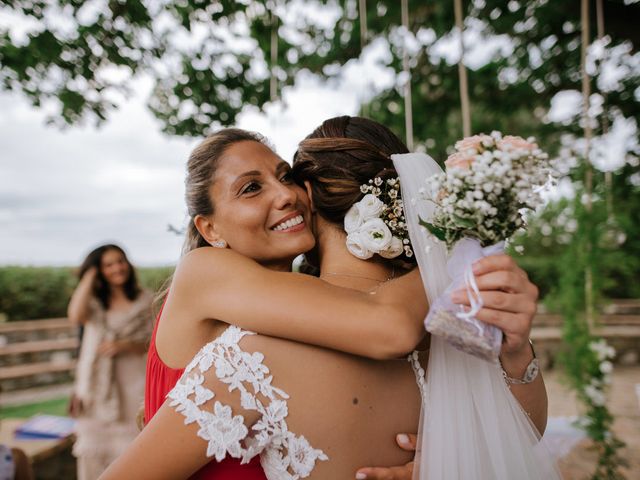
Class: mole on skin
352,397,359,405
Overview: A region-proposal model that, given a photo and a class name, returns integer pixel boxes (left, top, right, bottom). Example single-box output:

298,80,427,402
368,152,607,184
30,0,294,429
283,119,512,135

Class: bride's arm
170,247,428,360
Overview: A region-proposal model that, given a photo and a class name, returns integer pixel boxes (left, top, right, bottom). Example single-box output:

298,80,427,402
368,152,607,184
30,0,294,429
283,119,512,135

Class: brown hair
292,116,414,264
78,244,141,309
182,128,273,255
292,116,409,224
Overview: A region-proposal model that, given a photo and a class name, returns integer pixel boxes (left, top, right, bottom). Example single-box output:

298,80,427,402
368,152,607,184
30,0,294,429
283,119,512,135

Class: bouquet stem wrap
425,238,504,363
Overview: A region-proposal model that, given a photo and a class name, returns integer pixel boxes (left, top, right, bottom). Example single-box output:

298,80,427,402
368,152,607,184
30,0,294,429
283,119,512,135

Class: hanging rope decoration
358,0,370,118
401,0,414,150
454,0,471,137
596,0,613,218
270,1,279,102
580,0,595,329
358,0,367,48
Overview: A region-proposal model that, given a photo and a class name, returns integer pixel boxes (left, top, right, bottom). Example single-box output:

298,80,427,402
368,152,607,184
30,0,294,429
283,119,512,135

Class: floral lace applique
167,325,328,479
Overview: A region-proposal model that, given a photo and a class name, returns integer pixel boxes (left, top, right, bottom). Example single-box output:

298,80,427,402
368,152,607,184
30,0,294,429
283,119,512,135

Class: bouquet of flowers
420,131,552,362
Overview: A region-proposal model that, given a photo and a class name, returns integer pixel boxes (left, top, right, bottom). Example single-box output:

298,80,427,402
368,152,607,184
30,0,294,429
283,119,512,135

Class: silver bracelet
500,340,540,385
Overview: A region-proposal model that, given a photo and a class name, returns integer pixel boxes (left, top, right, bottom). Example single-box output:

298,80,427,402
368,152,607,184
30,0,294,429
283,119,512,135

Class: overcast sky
0,71,374,267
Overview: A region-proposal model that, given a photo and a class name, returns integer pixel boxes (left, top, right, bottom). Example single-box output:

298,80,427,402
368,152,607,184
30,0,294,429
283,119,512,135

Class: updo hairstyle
292,116,415,265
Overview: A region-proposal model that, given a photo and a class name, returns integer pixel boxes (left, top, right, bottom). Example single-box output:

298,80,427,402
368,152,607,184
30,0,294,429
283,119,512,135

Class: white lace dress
167,325,427,480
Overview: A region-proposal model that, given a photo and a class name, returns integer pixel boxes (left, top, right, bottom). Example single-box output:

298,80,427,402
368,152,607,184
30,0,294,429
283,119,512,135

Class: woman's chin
108,277,128,288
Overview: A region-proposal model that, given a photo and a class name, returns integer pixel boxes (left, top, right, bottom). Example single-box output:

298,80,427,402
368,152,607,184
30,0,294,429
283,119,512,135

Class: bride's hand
355,433,416,479
450,254,538,357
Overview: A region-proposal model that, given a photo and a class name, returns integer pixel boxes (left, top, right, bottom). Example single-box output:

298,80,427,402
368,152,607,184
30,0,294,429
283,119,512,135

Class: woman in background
68,244,153,480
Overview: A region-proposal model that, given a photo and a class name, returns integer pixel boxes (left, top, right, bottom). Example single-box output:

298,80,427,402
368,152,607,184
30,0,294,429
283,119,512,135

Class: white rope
455,266,484,335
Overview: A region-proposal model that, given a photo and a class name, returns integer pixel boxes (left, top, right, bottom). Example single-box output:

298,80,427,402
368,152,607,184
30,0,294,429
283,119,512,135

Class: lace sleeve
166,325,328,478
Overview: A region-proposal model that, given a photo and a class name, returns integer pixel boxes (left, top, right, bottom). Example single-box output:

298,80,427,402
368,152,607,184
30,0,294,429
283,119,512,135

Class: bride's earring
212,239,227,248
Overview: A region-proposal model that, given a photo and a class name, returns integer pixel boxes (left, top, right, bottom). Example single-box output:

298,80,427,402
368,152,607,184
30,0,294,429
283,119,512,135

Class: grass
0,396,69,419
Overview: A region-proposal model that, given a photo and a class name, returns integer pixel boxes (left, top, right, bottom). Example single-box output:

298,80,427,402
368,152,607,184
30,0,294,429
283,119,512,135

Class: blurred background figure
66,244,152,480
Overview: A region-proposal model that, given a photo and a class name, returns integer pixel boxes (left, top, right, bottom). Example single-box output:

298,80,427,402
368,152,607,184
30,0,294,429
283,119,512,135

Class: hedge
0,266,174,321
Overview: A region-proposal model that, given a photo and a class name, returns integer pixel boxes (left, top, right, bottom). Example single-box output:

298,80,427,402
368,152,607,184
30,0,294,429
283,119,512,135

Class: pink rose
454,134,493,154
445,151,474,170
499,135,537,152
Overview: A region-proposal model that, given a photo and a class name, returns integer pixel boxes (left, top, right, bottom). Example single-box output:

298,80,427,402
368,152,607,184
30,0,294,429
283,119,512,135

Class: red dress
145,305,268,480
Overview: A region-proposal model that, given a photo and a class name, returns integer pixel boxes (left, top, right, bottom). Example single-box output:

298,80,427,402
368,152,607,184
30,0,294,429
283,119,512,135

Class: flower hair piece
344,177,413,260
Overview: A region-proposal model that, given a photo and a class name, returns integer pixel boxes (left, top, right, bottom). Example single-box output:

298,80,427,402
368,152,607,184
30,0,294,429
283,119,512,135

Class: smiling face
100,248,131,288
202,140,315,269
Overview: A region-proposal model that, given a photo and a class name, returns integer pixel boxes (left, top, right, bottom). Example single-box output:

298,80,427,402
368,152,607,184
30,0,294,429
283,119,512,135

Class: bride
100,118,551,479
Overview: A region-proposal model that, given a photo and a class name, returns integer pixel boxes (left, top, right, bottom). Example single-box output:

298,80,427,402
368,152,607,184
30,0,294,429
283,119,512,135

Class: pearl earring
212,240,227,248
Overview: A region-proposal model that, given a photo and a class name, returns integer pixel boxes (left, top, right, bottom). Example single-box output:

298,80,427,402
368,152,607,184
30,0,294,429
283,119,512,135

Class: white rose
599,361,613,374
344,203,363,234
358,194,385,221
346,232,373,259
360,218,393,253
380,236,404,259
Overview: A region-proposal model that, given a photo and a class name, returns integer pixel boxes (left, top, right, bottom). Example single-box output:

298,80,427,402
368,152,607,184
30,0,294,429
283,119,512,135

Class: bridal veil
391,152,560,480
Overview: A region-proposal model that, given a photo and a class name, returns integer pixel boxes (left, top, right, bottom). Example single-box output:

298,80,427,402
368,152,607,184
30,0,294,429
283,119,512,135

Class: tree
1,1,638,158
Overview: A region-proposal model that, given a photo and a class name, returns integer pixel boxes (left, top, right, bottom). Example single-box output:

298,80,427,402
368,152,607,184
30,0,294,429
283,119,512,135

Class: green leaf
452,215,476,229
418,217,446,241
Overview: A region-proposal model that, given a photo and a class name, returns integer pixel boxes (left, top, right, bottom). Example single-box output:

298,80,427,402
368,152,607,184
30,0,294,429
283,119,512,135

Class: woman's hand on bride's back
355,433,417,480
450,254,538,357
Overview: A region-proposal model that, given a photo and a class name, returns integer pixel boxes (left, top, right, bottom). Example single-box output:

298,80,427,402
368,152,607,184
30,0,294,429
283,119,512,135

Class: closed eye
279,171,294,183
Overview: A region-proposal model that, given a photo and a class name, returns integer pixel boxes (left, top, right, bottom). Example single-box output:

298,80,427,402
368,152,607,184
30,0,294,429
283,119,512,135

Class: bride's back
237,330,426,478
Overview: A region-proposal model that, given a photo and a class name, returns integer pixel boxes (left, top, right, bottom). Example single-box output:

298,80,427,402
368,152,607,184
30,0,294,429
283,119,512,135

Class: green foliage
543,187,628,479
511,168,640,301
136,266,175,294
0,266,174,321
0,266,76,321
2,1,638,149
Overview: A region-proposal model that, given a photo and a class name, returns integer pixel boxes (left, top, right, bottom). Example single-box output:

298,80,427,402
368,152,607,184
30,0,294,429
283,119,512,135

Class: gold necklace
322,267,395,284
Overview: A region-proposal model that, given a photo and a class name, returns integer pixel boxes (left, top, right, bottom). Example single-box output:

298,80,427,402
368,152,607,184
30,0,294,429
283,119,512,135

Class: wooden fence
1,300,639,393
